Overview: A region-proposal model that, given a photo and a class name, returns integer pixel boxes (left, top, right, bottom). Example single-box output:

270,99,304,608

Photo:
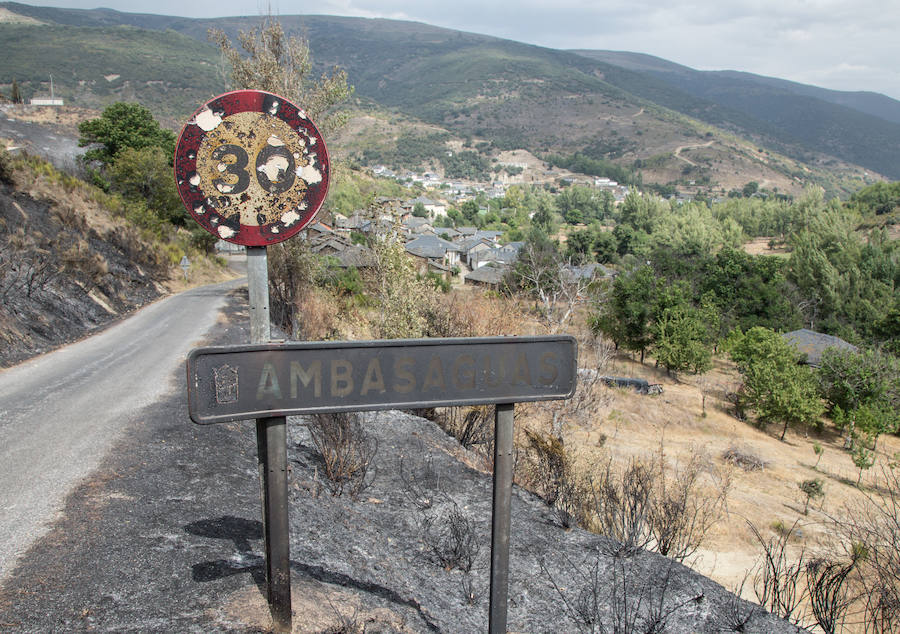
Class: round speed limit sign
174,90,329,246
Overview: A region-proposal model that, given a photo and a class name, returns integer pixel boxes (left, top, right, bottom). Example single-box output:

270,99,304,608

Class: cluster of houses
371,165,509,202
216,195,616,291
369,164,631,204
326,199,523,290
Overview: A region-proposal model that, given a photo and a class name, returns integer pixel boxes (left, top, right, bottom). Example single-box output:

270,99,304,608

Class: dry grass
545,351,900,611
741,236,790,257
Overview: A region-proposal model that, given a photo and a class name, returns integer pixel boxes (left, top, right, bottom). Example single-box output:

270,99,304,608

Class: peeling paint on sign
194,106,223,132
174,90,330,247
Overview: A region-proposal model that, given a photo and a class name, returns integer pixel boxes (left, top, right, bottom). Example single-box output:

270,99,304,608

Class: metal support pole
247,246,292,632
489,402,515,634
260,415,291,630
247,247,271,343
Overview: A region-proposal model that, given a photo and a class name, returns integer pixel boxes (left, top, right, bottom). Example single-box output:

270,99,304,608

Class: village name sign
188,337,576,423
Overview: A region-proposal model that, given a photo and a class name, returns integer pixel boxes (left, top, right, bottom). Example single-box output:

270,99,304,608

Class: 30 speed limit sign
174,90,329,246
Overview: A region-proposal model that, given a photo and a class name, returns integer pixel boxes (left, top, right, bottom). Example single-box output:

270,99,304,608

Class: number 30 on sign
174,90,329,246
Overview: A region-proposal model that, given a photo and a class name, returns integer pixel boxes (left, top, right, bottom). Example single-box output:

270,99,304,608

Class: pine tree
10,79,22,104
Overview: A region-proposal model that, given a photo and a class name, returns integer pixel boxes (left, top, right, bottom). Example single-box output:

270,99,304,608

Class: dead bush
522,430,591,529
422,293,476,338
291,286,343,340
583,446,729,562
831,464,900,632
420,501,480,573
436,290,521,337
61,239,108,287
748,520,807,624
647,447,731,563
722,446,767,472
430,405,494,452
805,557,856,634
305,412,377,497
398,454,445,511
590,458,654,556
104,225,168,277
542,549,702,634
51,203,88,232
0,147,12,184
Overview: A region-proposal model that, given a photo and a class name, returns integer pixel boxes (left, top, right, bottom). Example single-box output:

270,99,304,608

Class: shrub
813,442,824,469
522,430,590,529
542,549,701,633
305,412,377,497
398,454,444,511
0,147,13,184
430,405,493,452
61,240,108,287
832,465,900,631
646,448,730,562
420,501,480,573
798,478,825,515
589,458,654,556
722,446,767,472
748,520,807,623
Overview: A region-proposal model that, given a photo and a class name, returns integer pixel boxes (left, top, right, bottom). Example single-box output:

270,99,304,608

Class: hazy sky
24,0,900,101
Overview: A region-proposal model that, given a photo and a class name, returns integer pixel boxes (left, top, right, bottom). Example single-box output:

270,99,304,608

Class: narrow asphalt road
0,278,245,581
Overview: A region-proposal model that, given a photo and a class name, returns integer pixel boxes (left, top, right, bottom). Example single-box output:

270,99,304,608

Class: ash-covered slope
276,409,799,632
0,164,167,367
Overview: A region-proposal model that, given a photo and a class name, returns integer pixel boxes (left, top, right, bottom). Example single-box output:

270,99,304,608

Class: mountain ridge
1,2,896,189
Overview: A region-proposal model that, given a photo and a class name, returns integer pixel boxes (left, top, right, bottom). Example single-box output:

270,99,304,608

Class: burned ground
0,177,165,367
0,290,799,633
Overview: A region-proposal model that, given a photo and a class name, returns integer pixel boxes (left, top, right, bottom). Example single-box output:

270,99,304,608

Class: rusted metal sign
174,90,329,246
187,336,577,424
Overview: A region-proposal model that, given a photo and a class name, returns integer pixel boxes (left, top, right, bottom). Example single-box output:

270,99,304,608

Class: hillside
573,50,900,180
0,3,894,196
0,150,232,367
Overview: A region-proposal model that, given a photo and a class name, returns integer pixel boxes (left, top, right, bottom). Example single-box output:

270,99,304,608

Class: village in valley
214,161,630,291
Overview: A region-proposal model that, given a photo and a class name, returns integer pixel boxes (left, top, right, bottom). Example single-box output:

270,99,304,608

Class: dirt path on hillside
673,140,714,166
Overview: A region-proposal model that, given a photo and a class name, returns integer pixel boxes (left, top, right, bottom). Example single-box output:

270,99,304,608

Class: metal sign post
489,402,515,634
175,89,330,633
247,246,291,630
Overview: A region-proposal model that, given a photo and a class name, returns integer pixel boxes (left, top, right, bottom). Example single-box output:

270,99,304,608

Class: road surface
0,106,84,173
0,278,244,581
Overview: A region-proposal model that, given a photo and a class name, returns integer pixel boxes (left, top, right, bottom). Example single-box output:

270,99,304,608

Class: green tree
876,296,900,355
78,102,176,170
727,327,825,440
818,348,900,450
652,303,714,376
701,248,800,334
412,201,428,218
591,265,657,362
10,79,22,104
618,190,668,234
459,200,480,224
592,230,617,264
849,181,900,216
798,478,824,515
371,235,431,339
564,229,594,262
0,147,13,184
851,444,875,486
209,16,352,136
556,185,600,225
107,146,186,226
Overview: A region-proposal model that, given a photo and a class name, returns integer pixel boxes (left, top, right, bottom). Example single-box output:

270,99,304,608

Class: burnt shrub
420,501,481,573
305,412,377,497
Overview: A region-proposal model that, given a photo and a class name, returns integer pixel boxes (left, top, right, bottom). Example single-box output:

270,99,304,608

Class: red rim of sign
174,90,329,247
